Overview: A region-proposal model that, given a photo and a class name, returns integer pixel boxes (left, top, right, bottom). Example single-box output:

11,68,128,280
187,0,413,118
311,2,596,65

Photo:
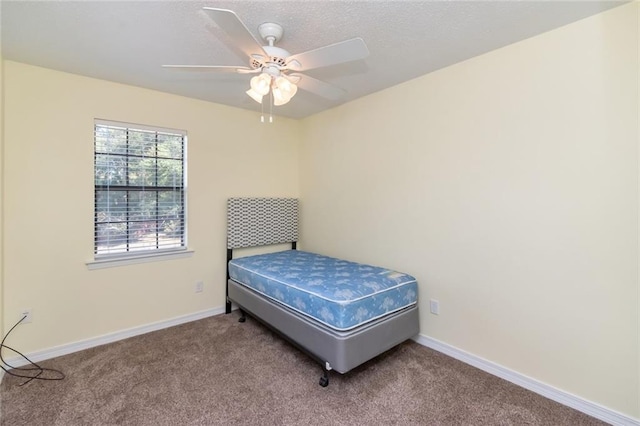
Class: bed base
228,278,419,386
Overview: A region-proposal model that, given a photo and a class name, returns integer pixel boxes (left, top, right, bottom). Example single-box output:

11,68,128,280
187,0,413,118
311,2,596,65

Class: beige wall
2,61,300,353
300,3,638,418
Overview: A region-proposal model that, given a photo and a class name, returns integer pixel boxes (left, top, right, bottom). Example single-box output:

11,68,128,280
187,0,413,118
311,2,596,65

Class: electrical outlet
195,281,204,293
429,299,440,315
19,309,33,324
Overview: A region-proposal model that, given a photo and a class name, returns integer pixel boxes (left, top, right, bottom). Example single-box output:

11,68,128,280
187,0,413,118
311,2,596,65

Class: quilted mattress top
228,250,418,330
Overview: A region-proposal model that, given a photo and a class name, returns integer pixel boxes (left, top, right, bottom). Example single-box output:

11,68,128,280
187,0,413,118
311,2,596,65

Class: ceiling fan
163,7,369,106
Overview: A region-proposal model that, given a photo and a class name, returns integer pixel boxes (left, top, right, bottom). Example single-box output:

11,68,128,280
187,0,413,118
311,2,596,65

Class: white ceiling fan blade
285,38,369,72
237,68,262,74
202,8,268,58
290,73,346,100
285,74,301,84
162,65,255,73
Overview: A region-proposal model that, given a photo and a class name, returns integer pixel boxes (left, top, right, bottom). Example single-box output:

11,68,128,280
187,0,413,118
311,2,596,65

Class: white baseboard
413,334,639,426
2,307,225,368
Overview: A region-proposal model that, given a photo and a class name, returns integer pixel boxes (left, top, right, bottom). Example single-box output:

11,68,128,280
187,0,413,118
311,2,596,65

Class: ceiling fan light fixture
250,73,271,96
246,88,263,104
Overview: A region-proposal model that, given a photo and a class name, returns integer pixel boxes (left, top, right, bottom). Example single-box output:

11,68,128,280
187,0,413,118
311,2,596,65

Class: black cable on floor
0,315,65,385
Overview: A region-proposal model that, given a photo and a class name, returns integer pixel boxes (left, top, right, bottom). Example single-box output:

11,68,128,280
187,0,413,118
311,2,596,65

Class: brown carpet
1,313,605,426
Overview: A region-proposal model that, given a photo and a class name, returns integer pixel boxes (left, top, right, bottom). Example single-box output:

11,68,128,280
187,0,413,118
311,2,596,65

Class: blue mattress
228,250,418,331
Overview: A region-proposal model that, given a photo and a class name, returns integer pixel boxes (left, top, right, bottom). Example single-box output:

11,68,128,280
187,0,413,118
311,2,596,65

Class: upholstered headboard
226,197,298,313
227,197,299,249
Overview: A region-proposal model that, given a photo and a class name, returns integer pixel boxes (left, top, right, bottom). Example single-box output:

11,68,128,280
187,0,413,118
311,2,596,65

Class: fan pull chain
269,90,273,123
260,91,273,123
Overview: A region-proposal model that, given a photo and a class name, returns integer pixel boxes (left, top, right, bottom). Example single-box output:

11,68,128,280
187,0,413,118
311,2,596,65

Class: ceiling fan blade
202,8,268,58
285,38,369,72
162,65,255,73
290,73,346,100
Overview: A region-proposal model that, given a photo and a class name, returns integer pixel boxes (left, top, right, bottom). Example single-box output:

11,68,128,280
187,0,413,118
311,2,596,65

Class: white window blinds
94,120,187,258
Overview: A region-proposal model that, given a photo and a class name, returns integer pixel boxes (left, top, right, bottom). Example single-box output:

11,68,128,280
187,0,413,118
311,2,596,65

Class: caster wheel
238,317,246,323
319,376,329,387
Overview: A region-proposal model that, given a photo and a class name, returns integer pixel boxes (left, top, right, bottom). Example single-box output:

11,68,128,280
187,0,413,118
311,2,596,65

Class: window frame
90,119,189,266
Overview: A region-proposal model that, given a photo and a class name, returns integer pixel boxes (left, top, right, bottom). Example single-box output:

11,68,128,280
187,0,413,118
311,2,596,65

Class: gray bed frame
225,197,419,387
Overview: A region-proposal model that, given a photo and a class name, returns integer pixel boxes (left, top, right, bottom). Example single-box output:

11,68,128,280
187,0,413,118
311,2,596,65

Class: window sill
86,249,194,270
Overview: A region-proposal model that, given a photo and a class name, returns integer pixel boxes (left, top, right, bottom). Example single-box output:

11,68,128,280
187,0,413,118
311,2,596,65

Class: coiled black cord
0,315,65,385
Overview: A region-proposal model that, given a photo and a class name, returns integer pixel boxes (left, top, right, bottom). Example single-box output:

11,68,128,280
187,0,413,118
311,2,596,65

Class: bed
225,197,419,387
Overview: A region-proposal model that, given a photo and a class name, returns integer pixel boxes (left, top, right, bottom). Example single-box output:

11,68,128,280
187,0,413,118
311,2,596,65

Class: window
94,120,186,259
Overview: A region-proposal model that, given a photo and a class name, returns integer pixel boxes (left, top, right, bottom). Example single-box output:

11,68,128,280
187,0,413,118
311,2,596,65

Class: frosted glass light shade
275,76,297,98
247,73,297,106
272,87,291,106
250,73,271,96
246,88,263,104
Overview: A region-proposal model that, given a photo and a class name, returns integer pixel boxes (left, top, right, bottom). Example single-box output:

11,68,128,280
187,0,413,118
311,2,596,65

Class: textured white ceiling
1,1,626,119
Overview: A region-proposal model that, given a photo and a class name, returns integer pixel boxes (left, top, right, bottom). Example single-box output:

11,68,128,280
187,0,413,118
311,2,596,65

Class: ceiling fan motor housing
250,45,291,69
251,23,290,69
262,45,290,65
